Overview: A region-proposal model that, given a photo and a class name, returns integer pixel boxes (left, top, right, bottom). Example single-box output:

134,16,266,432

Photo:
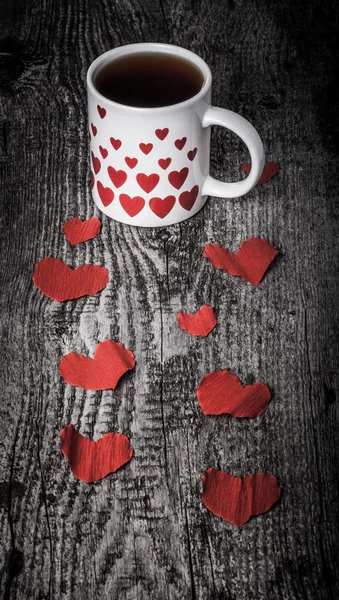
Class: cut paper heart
60,424,133,483
99,146,108,159
197,369,271,417
158,158,171,170
91,123,97,136
97,105,106,119
202,469,281,527
168,168,189,190
242,161,279,185
108,166,127,188
91,152,101,175
59,339,135,390
119,194,145,217
97,181,114,206
149,195,175,219
175,137,187,150
177,305,217,338
110,137,122,150
203,238,278,286
63,217,101,245
125,157,138,169
187,148,197,161
137,173,160,193
179,185,199,211
139,143,153,155
155,128,169,140
32,258,108,302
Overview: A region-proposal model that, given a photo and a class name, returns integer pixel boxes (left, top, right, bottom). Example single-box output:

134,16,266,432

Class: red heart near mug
87,43,265,227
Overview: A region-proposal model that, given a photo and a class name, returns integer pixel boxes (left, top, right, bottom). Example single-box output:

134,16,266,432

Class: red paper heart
187,148,197,161
97,181,114,206
97,105,106,119
99,146,108,159
139,143,153,155
60,424,133,483
203,238,278,286
175,137,187,150
119,194,145,217
158,158,172,170
242,161,279,185
32,258,108,301
179,185,199,211
168,168,189,190
177,305,216,337
149,195,175,219
125,157,138,169
155,128,169,140
110,137,122,150
91,123,97,136
63,217,101,245
59,339,135,390
90,171,95,189
197,369,271,416
91,152,101,175
136,173,160,193
108,166,127,188
202,469,281,526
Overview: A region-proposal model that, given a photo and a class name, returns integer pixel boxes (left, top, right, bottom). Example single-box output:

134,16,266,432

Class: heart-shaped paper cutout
149,195,175,219
197,369,271,416
91,152,101,175
136,173,160,193
158,158,171,170
110,137,122,150
119,194,145,217
97,181,114,206
139,143,153,155
177,305,216,337
175,137,187,150
179,185,199,211
168,168,189,190
125,157,138,169
203,238,278,286
90,171,95,189
187,148,197,161
91,123,97,136
60,424,133,483
32,258,108,301
63,217,101,245
108,166,127,188
202,469,281,526
242,161,279,185
155,128,169,140
97,105,106,119
99,146,108,159
59,339,135,390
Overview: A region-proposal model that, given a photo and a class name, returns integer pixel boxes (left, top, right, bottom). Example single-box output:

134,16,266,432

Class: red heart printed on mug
179,185,199,211
187,148,197,161
91,152,101,175
91,123,97,136
136,173,160,193
97,105,106,119
175,137,187,150
108,166,127,188
97,181,114,206
119,194,145,217
155,128,169,140
110,137,122,150
125,157,138,169
168,168,189,190
99,146,108,159
158,158,172,170
139,143,153,155
149,195,176,219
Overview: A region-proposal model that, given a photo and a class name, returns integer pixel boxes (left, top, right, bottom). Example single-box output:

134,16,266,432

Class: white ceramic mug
87,43,265,228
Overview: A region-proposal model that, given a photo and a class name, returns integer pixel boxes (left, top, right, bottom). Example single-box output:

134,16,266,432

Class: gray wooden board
0,0,339,598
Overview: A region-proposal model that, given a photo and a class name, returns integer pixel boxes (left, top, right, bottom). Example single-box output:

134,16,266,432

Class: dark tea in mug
94,52,204,108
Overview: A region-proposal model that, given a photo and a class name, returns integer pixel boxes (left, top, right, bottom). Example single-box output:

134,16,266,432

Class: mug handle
201,106,265,198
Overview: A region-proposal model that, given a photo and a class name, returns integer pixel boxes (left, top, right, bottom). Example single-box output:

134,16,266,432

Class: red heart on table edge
97,181,114,206
174,137,187,150
32,258,108,302
97,105,106,119
241,161,279,185
139,142,153,155
203,238,278,286
62,217,101,245
119,194,145,217
60,424,133,483
187,148,197,161
91,123,97,136
149,195,175,219
197,369,271,417
202,469,281,527
91,152,101,175
125,157,138,169
110,137,122,150
168,168,189,190
108,166,127,188
177,305,217,338
179,185,199,211
158,157,171,170
59,339,135,390
136,173,160,193
155,128,169,140
90,171,95,189
99,146,108,159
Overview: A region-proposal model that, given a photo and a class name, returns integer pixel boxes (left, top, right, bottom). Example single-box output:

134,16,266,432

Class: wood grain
1,0,339,598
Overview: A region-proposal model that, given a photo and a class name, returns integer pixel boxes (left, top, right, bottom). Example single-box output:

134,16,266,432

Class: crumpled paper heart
32,258,108,301
62,217,101,245
177,305,217,337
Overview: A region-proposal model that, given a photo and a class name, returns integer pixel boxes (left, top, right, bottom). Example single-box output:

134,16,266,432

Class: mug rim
87,42,212,113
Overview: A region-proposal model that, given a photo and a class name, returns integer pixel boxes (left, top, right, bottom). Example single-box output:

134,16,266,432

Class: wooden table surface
1,1,338,598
